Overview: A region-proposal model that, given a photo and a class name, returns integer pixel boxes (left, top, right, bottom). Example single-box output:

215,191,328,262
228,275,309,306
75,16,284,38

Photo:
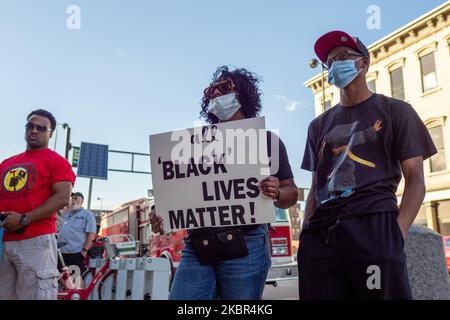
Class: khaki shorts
0,234,59,300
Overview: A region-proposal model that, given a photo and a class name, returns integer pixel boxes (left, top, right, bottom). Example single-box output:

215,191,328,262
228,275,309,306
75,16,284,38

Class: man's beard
71,204,82,211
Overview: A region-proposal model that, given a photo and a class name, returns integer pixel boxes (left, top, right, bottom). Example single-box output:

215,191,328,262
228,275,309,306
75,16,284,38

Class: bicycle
57,234,139,300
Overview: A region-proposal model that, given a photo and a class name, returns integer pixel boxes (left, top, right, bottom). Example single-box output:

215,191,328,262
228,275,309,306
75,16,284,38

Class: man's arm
397,156,426,239
4,181,72,230
302,172,317,228
28,181,73,222
82,233,97,257
82,212,98,256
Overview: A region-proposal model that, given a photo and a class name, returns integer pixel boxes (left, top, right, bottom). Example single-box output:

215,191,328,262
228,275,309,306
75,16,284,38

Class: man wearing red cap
299,31,437,299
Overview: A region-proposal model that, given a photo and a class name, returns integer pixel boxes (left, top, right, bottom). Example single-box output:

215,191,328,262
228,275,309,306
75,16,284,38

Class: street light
97,197,103,216
62,123,72,160
309,58,326,110
309,58,319,69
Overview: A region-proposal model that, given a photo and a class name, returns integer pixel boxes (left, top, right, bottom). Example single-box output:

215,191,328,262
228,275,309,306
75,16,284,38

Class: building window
429,126,447,172
390,67,405,100
324,100,332,111
420,52,438,92
437,200,450,236
367,79,377,93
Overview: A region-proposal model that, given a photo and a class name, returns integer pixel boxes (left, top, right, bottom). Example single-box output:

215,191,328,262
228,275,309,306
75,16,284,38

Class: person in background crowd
150,66,298,300
0,109,75,300
57,192,97,274
299,30,437,300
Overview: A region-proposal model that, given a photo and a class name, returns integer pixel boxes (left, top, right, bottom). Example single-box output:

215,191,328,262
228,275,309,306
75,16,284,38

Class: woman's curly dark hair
200,66,263,124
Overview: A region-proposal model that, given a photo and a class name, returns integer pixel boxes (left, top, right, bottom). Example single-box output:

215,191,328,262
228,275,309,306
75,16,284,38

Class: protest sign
149,117,275,231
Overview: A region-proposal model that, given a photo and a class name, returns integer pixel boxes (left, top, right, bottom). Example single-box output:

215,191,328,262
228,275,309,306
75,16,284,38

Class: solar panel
77,142,109,180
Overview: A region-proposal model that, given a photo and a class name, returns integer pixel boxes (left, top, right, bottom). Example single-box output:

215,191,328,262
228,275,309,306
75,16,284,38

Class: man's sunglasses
323,51,364,70
203,80,236,99
25,122,52,133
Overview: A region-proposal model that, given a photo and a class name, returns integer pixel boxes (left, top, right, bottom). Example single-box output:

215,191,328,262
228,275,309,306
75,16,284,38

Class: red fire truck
99,198,298,286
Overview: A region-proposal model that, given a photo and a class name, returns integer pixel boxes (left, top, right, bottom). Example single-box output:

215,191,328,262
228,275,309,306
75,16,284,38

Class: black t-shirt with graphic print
301,93,437,216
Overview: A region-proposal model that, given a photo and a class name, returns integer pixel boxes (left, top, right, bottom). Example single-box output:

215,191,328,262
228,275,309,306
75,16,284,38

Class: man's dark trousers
298,211,412,300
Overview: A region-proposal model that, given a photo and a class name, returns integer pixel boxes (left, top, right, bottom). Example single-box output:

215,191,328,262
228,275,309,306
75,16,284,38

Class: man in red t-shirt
0,109,76,300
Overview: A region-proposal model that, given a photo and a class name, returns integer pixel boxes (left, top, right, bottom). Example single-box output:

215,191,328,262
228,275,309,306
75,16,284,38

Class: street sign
77,142,109,180
72,146,80,168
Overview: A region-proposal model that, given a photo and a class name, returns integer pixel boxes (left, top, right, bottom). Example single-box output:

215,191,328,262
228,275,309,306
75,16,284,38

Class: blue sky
0,0,446,210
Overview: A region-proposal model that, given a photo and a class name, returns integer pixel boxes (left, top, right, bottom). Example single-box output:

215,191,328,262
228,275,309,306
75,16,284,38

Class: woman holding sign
150,66,298,300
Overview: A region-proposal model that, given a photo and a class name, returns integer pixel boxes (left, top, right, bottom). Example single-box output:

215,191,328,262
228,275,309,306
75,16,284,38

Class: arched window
387,58,406,100
425,116,447,173
416,42,439,93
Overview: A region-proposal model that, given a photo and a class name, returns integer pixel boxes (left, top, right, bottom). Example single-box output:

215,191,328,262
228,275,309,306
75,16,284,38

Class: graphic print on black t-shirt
301,93,437,215
316,119,382,205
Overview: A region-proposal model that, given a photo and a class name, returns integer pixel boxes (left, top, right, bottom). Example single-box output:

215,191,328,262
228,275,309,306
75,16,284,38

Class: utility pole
62,123,72,160
97,197,103,213
87,178,93,210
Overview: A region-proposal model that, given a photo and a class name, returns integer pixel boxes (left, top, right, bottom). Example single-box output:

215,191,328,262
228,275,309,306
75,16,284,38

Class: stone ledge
405,224,450,300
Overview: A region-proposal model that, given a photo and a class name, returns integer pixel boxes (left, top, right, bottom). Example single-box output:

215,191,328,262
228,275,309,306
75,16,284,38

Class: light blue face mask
207,92,241,121
328,58,363,89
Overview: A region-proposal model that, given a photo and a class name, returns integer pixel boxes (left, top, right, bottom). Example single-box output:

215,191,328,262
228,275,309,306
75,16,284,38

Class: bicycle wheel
98,269,116,300
82,267,96,288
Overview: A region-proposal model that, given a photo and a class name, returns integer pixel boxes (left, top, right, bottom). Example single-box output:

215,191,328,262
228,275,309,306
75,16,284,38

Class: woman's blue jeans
169,224,271,300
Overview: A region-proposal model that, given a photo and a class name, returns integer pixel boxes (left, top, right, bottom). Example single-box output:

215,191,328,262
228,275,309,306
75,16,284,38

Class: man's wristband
20,214,30,227
82,248,89,252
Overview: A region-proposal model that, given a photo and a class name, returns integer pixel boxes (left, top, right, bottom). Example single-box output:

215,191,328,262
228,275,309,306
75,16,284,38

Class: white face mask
207,92,241,121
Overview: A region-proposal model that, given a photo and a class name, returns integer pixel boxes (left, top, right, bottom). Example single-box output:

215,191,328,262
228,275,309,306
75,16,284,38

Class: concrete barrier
405,224,450,300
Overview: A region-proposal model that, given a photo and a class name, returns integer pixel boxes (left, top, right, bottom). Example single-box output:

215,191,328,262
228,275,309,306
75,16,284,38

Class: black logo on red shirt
1,163,36,192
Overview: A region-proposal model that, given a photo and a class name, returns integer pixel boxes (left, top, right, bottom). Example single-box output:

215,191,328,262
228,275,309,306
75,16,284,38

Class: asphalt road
262,279,299,300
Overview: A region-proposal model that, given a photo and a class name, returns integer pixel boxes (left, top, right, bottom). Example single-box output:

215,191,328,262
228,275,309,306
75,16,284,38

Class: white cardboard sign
149,117,274,231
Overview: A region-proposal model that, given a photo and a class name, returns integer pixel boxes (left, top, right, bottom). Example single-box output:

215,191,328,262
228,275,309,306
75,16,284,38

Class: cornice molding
366,71,379,82
425,116,447,128
415,41,439,58
386,57,407,71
